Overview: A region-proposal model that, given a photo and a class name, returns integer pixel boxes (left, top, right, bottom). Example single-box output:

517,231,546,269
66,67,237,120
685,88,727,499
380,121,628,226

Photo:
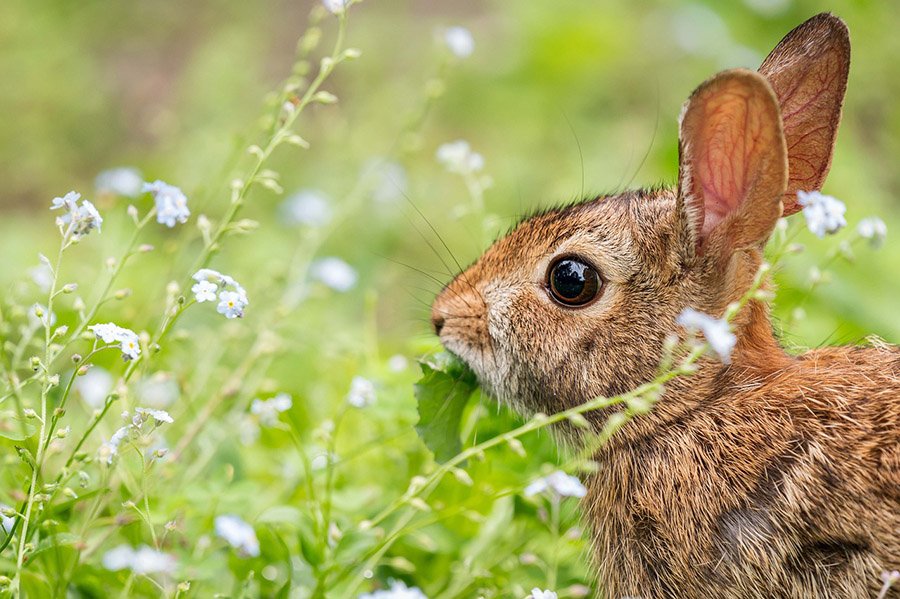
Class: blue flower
95,167,143,197
797,190,846,238
143,180,190,228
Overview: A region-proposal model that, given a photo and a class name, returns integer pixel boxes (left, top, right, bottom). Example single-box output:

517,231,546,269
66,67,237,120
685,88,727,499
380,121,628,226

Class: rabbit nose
431,313,445,336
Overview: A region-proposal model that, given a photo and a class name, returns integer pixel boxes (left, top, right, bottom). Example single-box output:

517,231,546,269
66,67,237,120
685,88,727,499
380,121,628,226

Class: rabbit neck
613,299,791,445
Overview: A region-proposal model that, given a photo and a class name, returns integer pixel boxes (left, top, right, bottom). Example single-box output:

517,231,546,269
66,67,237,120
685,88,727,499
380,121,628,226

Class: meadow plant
0,2,891,598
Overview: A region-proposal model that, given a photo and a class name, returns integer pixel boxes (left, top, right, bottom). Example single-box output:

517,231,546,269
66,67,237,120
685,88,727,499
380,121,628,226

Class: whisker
561,111,585,199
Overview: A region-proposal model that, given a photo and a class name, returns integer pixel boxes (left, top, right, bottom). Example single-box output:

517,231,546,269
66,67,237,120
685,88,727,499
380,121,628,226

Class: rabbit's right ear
676,69,788,262
758,13,850,215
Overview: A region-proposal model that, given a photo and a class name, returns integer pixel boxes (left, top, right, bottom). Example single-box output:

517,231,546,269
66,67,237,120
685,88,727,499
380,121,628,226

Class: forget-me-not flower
797,190,846,238
143,180,190,228
676,308,737,364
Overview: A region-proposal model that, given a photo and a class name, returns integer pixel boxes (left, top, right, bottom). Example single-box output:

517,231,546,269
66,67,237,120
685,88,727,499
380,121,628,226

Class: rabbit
431,13,899,599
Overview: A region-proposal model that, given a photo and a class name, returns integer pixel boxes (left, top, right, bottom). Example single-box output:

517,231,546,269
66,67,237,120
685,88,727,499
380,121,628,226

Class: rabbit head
432,14,850,417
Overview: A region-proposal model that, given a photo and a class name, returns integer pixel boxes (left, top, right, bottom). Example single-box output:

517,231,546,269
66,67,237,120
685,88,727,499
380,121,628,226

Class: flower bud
313,91,338,104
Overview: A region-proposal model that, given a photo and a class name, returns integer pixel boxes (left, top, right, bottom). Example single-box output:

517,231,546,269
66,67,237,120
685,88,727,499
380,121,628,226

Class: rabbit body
431,13,900,599
592,339,900,599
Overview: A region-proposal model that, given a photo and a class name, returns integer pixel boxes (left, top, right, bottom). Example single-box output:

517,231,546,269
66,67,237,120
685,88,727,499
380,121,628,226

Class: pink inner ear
694,101,760,237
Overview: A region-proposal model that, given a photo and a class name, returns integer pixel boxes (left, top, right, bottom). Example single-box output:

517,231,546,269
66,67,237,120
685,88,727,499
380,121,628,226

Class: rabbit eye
547,257,601,307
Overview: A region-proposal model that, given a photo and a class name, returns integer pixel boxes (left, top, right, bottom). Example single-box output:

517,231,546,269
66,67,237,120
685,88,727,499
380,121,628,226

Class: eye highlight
547,257,602,307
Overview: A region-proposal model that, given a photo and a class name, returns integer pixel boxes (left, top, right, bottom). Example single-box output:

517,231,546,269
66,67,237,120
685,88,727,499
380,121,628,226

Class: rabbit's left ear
759,13,850,215
676,69,788,259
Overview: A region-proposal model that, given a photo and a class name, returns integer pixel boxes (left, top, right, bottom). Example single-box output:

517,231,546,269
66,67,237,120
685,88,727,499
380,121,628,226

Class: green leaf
414,353,479,463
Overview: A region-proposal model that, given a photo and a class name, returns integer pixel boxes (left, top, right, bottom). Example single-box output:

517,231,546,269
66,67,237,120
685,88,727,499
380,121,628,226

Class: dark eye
547,257,602,307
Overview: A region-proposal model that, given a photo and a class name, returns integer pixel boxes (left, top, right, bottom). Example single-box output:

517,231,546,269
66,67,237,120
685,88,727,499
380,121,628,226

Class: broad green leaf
414,353,479,463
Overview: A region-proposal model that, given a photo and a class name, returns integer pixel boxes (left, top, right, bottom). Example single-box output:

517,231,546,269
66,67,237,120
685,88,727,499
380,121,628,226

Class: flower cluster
143,180,190,228
321,0,347,15
88,322,141,361
250,393,292,426
347,376,376,408
311,257,358,292
528,590,558,599
215,514,260,557
192,269,249,319
98,408,174,464
95,167,143,197
797,190,846,238
676,308,736,364
524,471,587,499
857,216,887,248
443,26,474,59
436,140,484,175
102,544,177,575
50,191,103,238
280,189,333,227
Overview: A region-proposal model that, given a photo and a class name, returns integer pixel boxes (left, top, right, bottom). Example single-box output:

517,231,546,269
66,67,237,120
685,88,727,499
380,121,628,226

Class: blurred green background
0,1,898,594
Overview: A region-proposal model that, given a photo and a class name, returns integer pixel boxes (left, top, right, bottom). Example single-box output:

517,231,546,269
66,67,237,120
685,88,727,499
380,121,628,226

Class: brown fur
431,13,899,599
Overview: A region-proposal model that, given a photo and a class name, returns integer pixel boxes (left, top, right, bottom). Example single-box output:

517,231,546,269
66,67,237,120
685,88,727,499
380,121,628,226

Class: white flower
528,590,558,599
51,191,103,237
75,200,104,234
193,268,234,286
215,514,260,557
217,290,247,319
88,322,141,361
135,407,174,425
797,190,846,238
676,308,737,364
250,393,292,426
857,217,887,248
28,262,53,292
436,140,484,174
347,376,376,408
95,167,143,197
192,280,218,303
1,504,15,535
311,257,358,292
143,180,190,228
321,0,347,14
443,26,474,58
98,426,130,464
280,190,333,227
524,471,587,499
387,354,408,372
101,545,135,571
102,544,176,575
75,367,113,409
359,580,428,599
311,451,335,470
51,191,80,211
193,269,249,318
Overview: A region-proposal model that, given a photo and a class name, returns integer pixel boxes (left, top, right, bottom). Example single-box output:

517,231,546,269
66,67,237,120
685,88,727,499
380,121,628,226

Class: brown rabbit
431,13,899,599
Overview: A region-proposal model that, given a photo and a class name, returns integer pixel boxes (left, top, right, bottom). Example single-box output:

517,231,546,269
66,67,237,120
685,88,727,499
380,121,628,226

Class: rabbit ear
676,69,788,258
759,13,850,215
